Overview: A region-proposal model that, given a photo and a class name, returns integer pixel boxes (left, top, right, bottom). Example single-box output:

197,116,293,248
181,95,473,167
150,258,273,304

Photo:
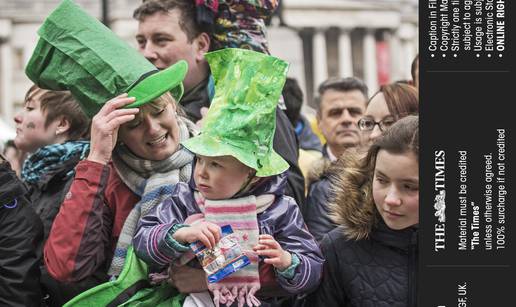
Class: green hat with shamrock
25,0,187,118
181,48,289,177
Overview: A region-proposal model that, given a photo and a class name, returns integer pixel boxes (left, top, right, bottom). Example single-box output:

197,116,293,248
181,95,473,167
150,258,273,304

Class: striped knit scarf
108,116,198,276
21,140,90,184
189,191,275,307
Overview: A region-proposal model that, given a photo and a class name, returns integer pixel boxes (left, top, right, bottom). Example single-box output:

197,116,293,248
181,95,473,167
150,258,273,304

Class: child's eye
210,161,222,168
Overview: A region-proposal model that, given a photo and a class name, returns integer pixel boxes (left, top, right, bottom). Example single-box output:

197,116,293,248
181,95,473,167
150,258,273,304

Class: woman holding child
133,48,323,307
24,1,198,304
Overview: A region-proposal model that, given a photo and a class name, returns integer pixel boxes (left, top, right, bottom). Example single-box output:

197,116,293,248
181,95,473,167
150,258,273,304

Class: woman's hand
87,94,139,165
173,221,221,249
168,265,208,293
253,234,292,271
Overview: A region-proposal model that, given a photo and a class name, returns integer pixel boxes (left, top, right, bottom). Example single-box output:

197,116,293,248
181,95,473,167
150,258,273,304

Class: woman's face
13,90,62,153
118,100,180,161
361,93,394,147
373,149,419,230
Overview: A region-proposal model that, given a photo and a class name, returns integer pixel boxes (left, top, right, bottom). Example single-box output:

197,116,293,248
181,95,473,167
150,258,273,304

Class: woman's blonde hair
127,91,186,125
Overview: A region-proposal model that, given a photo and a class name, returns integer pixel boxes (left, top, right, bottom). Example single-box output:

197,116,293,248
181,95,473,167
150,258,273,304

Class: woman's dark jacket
25,152,96,306
27,155,80,242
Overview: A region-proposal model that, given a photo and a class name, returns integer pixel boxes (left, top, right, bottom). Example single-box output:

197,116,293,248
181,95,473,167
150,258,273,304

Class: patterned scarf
189,191,275,307
21,140,90,184
108,116,198,276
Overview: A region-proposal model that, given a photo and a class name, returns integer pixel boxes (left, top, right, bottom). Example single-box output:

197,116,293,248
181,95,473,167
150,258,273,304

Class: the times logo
434,150,446,252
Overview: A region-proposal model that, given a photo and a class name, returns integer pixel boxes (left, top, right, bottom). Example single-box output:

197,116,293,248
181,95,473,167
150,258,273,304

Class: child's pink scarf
182,191,274,307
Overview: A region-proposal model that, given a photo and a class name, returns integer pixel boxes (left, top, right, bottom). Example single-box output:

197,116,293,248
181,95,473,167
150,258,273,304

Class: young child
133,48,323,307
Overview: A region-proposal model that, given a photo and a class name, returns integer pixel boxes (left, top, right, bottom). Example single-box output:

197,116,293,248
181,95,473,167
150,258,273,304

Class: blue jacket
133,173,323,295
295,116,322,152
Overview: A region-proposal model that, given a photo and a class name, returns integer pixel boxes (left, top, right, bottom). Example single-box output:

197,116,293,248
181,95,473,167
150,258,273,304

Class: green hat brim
126,60,187,108
182,134,289,177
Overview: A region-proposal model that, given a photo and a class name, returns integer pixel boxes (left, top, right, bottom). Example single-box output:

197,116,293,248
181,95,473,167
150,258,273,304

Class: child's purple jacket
133,173,324,295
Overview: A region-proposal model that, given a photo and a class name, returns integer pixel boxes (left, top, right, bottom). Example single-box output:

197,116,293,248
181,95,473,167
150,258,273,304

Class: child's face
373,149,419,230
194,155,254,200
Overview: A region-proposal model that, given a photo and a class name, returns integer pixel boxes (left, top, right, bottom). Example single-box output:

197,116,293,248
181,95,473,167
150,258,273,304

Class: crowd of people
0,1,419,306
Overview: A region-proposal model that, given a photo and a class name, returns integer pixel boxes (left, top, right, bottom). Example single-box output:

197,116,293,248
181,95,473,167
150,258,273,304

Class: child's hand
253,234,292,271
173,221,221,249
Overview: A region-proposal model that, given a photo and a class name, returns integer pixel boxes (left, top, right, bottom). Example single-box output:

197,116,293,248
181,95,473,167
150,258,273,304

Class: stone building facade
0,0,418,131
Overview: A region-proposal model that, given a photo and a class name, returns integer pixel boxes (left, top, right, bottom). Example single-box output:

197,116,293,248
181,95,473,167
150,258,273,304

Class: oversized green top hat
182,48,289,177
25,0,187,118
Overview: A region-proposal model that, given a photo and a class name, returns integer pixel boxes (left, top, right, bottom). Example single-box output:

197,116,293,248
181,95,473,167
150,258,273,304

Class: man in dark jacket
304,77,368,241
315,76,368,161
132,0,305,210
0,156,43,307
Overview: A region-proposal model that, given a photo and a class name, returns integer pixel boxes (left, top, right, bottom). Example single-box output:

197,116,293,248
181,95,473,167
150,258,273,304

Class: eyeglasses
358,116,396,132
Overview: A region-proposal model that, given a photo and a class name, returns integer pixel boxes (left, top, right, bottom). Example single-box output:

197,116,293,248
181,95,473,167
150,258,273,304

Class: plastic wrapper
190,225,251,283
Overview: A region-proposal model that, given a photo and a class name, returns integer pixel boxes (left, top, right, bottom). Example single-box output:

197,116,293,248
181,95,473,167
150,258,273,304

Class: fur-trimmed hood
306,157,333,188
326,151,379,240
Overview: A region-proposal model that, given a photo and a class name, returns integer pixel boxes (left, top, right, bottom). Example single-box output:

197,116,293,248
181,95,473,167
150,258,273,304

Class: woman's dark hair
25,85,90,140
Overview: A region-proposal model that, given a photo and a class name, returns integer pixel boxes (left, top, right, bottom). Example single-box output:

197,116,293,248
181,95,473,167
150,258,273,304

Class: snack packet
190,225,250,283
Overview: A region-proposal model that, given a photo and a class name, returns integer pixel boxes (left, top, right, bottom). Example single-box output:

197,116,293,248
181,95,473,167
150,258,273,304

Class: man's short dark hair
315,77,368,111
133,0,209,42
282,78,304,125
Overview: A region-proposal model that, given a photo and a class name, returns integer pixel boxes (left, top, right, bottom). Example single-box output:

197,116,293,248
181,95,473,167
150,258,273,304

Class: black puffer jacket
0,161,43,307
306,155,418,307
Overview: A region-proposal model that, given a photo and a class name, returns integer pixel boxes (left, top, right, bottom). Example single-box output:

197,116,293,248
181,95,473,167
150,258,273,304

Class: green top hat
25,0,187,118
182,48,289,177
